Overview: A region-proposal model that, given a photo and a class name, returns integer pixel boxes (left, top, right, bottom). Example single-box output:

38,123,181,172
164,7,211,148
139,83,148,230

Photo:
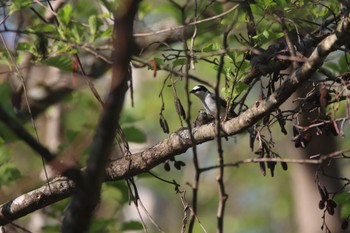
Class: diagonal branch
1,14,350,227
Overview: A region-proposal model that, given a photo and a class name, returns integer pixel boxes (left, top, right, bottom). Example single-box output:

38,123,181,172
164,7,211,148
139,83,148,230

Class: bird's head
190,85,209,98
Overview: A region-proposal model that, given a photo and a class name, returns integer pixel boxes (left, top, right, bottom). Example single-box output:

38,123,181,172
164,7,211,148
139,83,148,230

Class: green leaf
105,181,129,204
57,4,73,26
16,42,32,51
0,163,21,186
172,58,186,68
122,126,147,143
262,30,270,39
9,0,32,14
88,15,97,43
41,224,60,233
90,218,115,232
100,25,113,38
71,25,82,43
152,57,164,67
41,56,72,72
0,146,11,164
139,2,152,19
120,113,141,125
202,43,221,52
65,130,79,141
334,192,350,218
120,221,143,231
225,81,249,100
27,24,57,34
0,51,11,67
152,3,182,23
100,0,114,12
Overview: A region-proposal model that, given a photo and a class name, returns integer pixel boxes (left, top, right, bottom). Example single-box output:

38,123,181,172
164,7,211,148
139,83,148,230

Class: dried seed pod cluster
163,157,186,172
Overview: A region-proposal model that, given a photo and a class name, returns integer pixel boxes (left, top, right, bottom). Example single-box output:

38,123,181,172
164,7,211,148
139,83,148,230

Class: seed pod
164,162,170,172
174,98,186,120
319,200,325,209
259,161,266,176
276,110,287,135
163,119,169,133
327,199,337,209
323,186,329,199
249,131,256,152
326,205,335,215
159,117,169,134
281,162,288,171
293,126,299,137
263,114,270,125
300,131,312,148
174,161,182,170
176,160,186,167
267,161,276,177
341,219,349,230
159,118,165,132
294,137,301,148
318,185,327,201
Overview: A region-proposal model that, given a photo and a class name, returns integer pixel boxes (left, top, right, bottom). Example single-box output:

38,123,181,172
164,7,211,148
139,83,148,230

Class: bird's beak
190,90,195,94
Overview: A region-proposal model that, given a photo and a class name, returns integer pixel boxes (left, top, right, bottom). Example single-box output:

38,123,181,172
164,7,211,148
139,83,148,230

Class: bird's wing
210,95,237,117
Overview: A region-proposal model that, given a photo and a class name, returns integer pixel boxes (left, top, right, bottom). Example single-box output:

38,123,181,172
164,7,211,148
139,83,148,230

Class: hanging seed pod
174,98,186,120
318,200,325,209
318,185,328,201
259,161,266,176
300,131,312,148
281,161,288,171
176,160,186,167
174,161,186,170
263,114,270,125
341,219,349,230
159,117,169,134
323,186,329,199
256,147,266,176
164,162,170,172
327,199,337,209
276,110,287,135
326,204,335,215
267,161,276,177
249,132,255,151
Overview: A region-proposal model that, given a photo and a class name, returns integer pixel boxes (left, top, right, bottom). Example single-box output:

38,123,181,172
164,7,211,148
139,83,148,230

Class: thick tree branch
1,14,350,227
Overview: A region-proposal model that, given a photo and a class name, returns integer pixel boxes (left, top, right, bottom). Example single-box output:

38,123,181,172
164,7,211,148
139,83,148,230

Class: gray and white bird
190,85,237,119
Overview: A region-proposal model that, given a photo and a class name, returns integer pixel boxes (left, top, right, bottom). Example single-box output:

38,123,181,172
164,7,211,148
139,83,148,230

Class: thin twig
133,4,239,37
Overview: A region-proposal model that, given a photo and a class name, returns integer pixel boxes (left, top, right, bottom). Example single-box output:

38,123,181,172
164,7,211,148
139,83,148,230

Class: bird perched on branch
190,85,237,119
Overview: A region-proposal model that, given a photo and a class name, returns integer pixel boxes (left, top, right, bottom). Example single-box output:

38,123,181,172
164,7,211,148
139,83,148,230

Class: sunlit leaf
41,56,73,72
334,192,350,218
9,0,32,14
57,4,73,26
16,42,32,51
89,15,98,43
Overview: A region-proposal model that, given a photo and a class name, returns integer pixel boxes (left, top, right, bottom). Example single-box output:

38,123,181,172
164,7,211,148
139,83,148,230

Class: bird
190,85,237,119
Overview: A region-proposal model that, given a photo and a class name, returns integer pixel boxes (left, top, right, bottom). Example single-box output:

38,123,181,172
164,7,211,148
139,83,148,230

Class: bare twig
133,4,239,37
